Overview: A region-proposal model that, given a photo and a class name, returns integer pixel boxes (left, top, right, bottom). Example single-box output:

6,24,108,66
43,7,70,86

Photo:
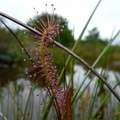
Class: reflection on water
0,78,56,120
67,65,120,92
0,65,120,120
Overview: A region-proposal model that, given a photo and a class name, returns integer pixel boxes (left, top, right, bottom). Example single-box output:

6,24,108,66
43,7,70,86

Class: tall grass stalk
13,85,17,120
93,81,120,119
6,84,10,120
104,112,120,120
0,82,5,120
22,86,33,120
8,87,24,118
72,29,120,103
86,81,99,120
30,92,34,120
58,0,102,84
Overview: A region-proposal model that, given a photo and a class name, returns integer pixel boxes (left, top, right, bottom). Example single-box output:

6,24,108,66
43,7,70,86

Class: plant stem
23,86,33,120
93,81,120,119
0,10,120,101
72,28,117,103
54,41,120,101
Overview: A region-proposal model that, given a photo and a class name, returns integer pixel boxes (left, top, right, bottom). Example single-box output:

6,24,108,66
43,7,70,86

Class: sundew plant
23,4,74,120
0,0,120,120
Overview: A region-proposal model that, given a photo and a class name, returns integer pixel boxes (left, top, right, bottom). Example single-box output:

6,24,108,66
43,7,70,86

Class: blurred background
0,0,120,119
0,0,120,84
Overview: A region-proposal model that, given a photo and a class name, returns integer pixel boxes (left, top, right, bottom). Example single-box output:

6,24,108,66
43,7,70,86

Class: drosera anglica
21,4,74,120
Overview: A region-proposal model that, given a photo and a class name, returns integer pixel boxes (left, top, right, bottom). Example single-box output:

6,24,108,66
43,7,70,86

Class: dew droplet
25,71,28,74
30,58,32,60
59,19,61,22
30,85,33,88
25,68,28,71
30,75,32,77
34,65,36,67
51,4,54,6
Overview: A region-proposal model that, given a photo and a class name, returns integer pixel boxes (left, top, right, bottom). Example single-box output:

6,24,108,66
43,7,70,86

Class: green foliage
85,27,100,41
0,27,24,65
0,27,28,84
85,27,108,45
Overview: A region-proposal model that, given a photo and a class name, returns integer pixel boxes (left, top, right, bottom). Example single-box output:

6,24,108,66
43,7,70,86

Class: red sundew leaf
23,4,67,120
64,87,74,120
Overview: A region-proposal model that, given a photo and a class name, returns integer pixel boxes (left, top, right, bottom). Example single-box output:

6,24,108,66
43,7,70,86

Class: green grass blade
42,96,54,120
93,81,120,119
72,30,120,103
22,86,33,120
0,82,5,120
75,80,91,103
58,0,102,84
86,82,99,120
